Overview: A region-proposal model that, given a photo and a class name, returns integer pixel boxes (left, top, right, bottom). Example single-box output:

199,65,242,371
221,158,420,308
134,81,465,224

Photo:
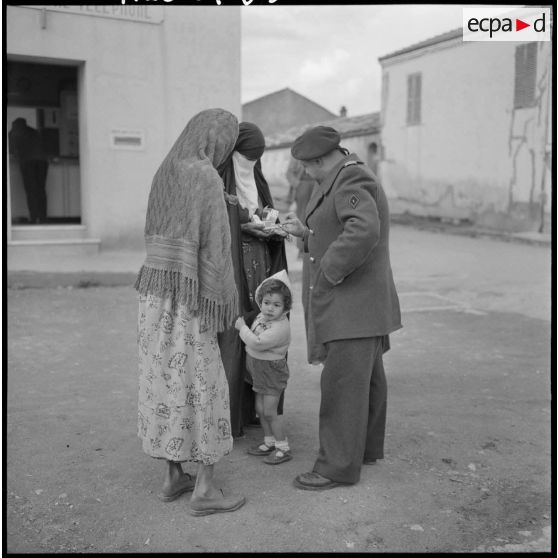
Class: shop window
514,42,537,109
7,61,80,225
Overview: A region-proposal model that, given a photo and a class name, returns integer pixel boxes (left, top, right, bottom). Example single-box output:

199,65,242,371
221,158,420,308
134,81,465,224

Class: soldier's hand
281,213,306,238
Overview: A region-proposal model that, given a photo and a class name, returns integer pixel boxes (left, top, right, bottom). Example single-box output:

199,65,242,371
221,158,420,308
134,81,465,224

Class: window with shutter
514,42,537,108
407,72,422,125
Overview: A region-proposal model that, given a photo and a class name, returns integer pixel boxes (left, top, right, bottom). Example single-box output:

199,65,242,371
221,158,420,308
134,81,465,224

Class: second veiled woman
218,122,289,438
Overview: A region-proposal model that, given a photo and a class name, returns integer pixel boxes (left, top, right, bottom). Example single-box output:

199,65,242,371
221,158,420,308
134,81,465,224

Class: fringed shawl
134,108,240,334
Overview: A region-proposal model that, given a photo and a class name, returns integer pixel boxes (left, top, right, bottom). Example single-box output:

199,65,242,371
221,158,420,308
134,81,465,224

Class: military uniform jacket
302,153,401,361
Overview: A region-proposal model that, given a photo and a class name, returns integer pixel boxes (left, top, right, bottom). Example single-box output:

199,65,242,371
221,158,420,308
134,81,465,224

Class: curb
7,219,549,290
391,216,551,247
7,271,137,290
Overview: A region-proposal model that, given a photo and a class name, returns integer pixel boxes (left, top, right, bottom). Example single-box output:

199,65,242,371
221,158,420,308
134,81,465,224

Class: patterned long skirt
137,294,233,465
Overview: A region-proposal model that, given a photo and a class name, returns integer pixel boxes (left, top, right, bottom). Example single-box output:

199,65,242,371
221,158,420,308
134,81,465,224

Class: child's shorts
246,355,289,396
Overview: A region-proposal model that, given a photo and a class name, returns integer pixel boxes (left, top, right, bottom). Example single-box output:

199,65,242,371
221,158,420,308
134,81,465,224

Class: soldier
282,126,401,490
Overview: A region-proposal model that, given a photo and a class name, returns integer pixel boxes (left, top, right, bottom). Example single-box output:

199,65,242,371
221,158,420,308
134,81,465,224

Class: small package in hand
261,207,279,229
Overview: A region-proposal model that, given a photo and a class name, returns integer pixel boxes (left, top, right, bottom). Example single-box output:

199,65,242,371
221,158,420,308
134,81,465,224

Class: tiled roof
378,27,463,62
265,112,380,149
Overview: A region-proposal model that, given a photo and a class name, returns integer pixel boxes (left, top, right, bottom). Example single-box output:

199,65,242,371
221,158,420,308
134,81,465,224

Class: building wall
261,147,293,209
6,5,241,248
380,39,552,232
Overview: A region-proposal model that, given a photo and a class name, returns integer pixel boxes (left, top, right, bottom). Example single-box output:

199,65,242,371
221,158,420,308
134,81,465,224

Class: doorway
7,61,81,225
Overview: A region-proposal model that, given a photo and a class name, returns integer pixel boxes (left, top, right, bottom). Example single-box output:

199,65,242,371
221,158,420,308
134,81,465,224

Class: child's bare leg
255,392,273,438
262,394,284,442
259,394,291,464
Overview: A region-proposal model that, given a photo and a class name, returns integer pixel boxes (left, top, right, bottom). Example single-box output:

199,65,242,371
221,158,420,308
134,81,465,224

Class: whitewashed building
6,5,241,257
378,28,552,232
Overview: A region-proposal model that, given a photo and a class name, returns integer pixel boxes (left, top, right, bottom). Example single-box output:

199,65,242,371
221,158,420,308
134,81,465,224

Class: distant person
368,142,380,176
218,122,289,438
282,125,401,491
235,270,293,465
135,108,245,516
9,117,49,224
286,157,316,257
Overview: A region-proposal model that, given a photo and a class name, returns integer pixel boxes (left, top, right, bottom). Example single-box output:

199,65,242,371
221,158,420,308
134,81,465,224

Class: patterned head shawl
134,108,240,333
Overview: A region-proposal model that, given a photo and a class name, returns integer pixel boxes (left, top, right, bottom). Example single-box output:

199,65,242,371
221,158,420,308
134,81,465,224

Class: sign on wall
110,129,146,151
21,5,164,24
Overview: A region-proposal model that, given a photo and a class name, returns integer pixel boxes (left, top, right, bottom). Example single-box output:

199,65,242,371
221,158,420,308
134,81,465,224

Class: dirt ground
5,225,552,553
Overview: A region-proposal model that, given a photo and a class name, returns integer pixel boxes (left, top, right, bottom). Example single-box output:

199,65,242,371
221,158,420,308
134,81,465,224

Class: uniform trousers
313,336,387,484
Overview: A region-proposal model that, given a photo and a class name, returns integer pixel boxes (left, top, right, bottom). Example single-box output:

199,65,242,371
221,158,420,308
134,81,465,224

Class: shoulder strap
343,160,364,168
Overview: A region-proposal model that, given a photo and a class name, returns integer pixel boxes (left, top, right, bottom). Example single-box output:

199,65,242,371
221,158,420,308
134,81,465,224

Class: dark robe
218,123,288,437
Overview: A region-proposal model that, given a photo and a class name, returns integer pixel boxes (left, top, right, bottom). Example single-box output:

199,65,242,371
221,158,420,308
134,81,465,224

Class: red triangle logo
516,18,530,31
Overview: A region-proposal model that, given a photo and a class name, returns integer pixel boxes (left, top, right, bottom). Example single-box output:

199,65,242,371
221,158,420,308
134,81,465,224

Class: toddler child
235,269,292,464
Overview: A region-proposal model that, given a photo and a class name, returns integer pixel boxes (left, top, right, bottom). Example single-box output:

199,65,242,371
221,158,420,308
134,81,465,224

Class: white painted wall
7,5,241,248
261,147,293,209
380,38,552,232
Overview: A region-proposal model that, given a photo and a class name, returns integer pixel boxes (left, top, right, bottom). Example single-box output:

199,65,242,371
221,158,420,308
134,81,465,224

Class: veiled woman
218,122,289,438
135,108,245,516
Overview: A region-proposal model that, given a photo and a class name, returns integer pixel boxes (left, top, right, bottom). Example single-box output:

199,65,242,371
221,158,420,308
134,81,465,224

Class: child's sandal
263,448,292,465
247,443,274,456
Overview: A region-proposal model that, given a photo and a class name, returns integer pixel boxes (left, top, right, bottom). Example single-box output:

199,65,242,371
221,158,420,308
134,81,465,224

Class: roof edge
378,27,463,63
242,87,292,106
242,87,337,118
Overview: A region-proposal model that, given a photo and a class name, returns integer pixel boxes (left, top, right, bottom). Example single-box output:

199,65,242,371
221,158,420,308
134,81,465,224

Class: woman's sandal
263,448,292,465
190,489,246,516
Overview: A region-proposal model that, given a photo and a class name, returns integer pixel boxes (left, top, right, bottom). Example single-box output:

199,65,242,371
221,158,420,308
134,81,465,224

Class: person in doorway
282,125,402,490
218,122,289,438
8,117,49,224
235,270,293,465
134,108,245,516
367,142,380,177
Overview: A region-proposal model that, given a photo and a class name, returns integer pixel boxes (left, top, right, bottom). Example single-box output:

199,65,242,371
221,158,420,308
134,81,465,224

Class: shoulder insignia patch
349,193,360,209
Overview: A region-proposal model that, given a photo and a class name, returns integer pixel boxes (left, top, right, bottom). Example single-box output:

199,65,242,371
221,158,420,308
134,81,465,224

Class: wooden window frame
407,72,422,125
514,42,538,109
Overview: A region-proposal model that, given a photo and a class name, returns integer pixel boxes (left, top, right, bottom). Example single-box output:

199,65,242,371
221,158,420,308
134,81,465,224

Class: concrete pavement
7,221,551,323
6,223,552,553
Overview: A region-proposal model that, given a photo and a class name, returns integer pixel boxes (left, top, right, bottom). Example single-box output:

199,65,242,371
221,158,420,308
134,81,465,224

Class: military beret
291,126,341,160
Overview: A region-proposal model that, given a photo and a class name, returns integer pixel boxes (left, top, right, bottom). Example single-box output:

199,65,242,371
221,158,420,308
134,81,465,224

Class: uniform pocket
313,269,335,296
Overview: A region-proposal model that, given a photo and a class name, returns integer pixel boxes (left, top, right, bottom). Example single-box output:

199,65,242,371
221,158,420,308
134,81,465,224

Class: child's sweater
239,313,290,360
